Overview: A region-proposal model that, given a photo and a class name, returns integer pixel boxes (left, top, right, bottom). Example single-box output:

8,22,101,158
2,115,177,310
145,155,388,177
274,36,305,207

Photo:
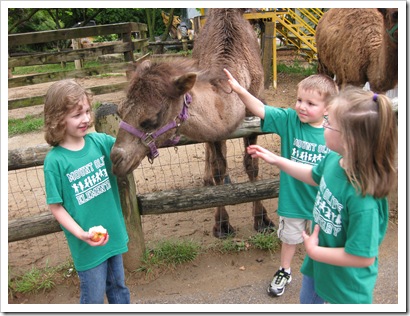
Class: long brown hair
44,79,93,146
329,86,397,198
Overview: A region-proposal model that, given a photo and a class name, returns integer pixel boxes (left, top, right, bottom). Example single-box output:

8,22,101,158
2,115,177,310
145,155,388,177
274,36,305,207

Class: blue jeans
300,275,325,304
77,254,130,304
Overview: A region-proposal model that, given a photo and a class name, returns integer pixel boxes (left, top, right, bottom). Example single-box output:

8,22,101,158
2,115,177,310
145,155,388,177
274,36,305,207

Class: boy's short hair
297,74,339,102
44,79,93,146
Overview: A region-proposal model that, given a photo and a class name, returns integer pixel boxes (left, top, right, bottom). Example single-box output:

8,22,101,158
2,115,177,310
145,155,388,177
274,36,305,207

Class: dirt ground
7,50,400,309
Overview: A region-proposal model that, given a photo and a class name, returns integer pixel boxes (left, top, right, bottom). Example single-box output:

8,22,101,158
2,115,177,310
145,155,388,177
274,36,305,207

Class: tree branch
8,8,40,33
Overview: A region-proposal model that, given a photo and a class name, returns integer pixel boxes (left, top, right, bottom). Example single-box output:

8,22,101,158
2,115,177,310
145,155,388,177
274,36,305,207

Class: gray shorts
277,216,312,244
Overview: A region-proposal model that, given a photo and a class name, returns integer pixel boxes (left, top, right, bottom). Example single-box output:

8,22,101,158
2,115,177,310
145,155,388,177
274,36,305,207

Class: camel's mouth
110,146,144,177
112,161,136,177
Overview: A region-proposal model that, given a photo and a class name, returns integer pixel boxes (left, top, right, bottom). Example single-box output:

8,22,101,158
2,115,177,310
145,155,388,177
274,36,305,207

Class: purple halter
119,93,191,163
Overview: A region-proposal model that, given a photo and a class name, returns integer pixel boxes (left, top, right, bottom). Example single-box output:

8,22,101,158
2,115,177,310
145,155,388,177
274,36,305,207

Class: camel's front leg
243,134,275,232
203,141,229,186
204,141,235,238
213,206,235,238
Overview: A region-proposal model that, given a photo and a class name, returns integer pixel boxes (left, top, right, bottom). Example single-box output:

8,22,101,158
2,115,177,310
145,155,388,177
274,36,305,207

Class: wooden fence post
94,103,145,271
71,38,84,69
122,30,134,62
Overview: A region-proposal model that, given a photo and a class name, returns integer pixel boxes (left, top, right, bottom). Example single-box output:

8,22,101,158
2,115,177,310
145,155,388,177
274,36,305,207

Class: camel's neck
179,86,246,142
370,29,398,92
382,30,398,86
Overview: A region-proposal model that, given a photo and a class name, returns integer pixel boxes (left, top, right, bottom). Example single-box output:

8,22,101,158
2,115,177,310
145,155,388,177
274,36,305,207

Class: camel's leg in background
204,141,235,238
243,134,276,232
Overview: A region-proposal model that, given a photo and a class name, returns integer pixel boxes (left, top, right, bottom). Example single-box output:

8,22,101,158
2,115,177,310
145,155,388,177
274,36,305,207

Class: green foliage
93,34,119,43
248,232,280,251
277,60,317,76
218,239,248,253
9,260,76,296
214,232,280,254
94,8,146,25
136,239,201,274
14,268,55,293
8,115,44,136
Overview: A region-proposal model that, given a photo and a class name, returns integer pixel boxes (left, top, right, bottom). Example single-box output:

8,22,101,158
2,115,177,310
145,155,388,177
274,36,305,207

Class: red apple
88,225,107,242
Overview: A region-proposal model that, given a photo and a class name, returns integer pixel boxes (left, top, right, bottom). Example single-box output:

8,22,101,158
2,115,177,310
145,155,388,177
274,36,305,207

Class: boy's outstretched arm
247,145,317,186
224,68,266,119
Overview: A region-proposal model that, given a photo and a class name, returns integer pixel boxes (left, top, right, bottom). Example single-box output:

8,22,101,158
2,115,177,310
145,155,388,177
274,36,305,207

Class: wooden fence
8,22,149,110
8,22,278,271
8,107,280,270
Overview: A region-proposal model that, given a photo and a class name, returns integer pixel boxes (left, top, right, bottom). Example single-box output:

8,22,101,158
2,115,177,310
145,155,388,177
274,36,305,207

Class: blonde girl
247,86,397,304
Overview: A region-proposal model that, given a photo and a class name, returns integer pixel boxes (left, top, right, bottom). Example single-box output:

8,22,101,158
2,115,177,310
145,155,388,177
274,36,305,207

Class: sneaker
267,268,292,297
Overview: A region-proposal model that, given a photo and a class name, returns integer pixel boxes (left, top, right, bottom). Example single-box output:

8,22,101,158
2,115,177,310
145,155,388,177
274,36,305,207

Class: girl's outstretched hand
246,144,280,165
302,224,320,256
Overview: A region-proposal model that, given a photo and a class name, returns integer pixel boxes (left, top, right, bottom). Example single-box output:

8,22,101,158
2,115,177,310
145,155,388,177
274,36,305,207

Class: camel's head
110,59,197,177
378,8,398,43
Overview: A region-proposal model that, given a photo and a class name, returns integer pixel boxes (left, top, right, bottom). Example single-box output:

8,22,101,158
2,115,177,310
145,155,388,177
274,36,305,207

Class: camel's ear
137,59,152,72
173,73,197,95
126,59,151,80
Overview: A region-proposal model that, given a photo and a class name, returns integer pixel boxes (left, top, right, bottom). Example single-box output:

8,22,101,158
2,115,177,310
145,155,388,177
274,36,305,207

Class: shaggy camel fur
316,8,398,93
110,9,274,238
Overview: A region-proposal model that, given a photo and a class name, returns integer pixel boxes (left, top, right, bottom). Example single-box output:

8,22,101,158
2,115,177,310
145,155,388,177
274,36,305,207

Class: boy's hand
223,68,242,93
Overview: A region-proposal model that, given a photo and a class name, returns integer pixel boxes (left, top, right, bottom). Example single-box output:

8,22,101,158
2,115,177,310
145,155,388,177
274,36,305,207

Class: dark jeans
300,275,325,304
77,254,130,304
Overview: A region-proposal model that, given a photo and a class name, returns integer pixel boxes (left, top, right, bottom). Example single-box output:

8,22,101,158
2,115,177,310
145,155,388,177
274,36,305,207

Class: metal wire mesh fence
8,134,281,275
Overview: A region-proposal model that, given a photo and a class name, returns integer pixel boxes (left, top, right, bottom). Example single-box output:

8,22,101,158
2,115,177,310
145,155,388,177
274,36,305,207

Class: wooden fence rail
9,22,148,48
8,22,149,110
8,179,279,243
8,109,279,269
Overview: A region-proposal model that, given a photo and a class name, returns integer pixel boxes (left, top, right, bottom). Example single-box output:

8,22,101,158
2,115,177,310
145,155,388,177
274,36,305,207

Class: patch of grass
12,61,102,76
278,60,317,76
212,231,280,254
8,115,44,136
8,260,76,296
218,238,249,253
248,231,280,251
136,239,201,275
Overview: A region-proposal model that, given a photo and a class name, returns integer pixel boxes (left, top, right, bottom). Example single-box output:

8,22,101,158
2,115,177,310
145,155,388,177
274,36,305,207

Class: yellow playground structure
244,8,324,88
195,8,324,88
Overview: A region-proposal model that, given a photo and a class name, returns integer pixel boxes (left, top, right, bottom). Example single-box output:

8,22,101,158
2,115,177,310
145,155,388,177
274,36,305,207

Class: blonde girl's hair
44,79,93,146
329,86,397,198
297,74,339,102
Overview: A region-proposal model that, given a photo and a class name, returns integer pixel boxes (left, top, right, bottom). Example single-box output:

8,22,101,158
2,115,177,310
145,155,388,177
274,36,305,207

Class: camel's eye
140,119,157,131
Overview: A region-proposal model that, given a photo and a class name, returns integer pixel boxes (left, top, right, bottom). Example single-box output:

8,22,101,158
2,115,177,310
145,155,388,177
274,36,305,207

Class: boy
224,69,338,297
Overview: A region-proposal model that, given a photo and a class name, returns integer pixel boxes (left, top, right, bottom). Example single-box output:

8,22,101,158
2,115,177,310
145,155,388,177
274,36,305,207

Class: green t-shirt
301,151,388,304
44,133,129,272
261,106,330,219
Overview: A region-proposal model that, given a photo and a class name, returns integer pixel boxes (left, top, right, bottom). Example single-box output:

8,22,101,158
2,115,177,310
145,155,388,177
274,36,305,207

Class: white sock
280,266,291,274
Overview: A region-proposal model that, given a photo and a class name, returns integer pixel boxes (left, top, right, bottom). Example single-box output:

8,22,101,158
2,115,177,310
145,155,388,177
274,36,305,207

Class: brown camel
110,9,274,238
315,8,398,93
